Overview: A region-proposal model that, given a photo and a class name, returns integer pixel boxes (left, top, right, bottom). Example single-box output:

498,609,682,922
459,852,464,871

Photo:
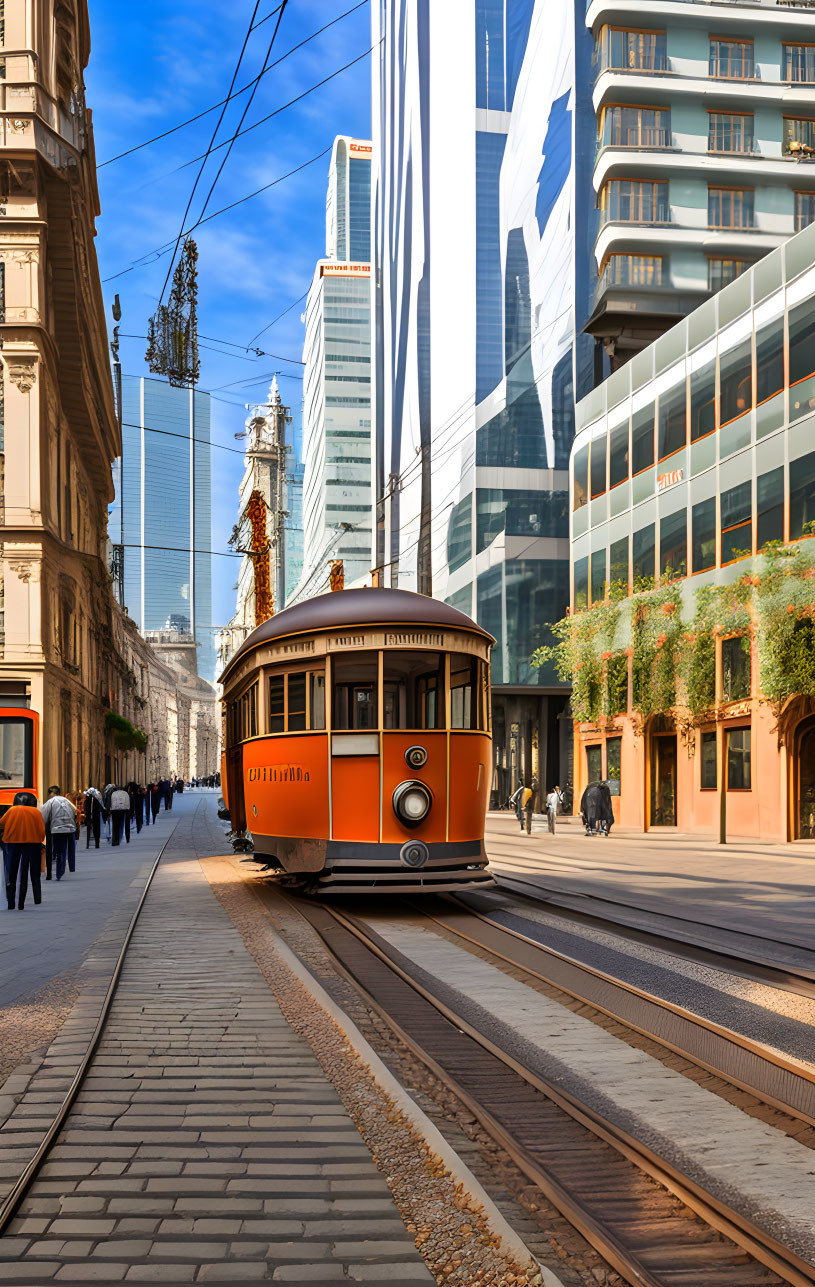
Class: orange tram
219,588,495,894
0,707,40,815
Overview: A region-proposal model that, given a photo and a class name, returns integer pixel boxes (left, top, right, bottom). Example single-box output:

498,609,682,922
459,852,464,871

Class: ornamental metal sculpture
145,238,200,388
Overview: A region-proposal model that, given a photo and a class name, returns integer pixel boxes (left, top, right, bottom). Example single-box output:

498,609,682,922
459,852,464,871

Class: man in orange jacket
0,791,46,910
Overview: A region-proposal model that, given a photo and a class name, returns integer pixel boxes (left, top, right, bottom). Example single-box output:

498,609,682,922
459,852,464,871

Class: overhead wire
248,291,309,346
98,1,366,168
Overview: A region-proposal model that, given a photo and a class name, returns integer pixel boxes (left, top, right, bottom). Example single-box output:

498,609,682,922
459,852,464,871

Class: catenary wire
156,0,267,305
98,2,366,167
118,332,305,365
248,291,309,346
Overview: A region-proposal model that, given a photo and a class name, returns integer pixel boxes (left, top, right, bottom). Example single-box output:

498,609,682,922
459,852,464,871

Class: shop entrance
650,730,677,827
796,717,815,839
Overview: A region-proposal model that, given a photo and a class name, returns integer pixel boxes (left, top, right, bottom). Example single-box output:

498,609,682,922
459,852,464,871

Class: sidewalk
485,811,815,966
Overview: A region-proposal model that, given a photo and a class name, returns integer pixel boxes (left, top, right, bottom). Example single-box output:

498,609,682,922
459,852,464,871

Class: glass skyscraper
117,375,214,680
295,139,373,598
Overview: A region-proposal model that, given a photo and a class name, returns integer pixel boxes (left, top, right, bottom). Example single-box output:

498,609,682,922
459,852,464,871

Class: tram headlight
392,779,432,828
405,745,427,769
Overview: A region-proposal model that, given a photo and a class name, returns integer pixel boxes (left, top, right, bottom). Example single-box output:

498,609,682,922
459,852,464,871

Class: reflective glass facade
119,376,214,678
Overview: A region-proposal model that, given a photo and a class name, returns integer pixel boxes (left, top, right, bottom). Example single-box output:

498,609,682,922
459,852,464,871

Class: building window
601,254,664,288
574,556,589,612
601,105,670,148
590,436,607,498
657,381,686,460
700,730,717,789
599,180,669,224
783,44,815,84
573,443,589,511
586,744,602,783
710,38,754,80
721,481,752,564
690,360,716,442
660,508,687,579
756,318,784,404
790,449,815,540
632,404,655,473
708,258,751,292
719,340,752,427
795,192,815,232
708,112,753,153
610,536,629,592
789,299,815,423
597,27,667,73
757,468,784,548
708,187,754,230
607,737,622,792
727,727,751,790
692,498,716,574
784,117,815,155
609,418,630,488
722,636,751,701
590,550,607,605
633,524,655,583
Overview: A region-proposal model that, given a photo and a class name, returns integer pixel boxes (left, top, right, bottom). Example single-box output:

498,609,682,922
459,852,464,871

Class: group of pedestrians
1,773,183,911
509,779,566,836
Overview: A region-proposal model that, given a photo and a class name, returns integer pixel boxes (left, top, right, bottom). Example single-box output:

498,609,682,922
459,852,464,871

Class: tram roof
220,587,493,682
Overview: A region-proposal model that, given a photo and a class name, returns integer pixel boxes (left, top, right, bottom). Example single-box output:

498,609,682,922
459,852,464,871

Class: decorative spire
269,374,281,406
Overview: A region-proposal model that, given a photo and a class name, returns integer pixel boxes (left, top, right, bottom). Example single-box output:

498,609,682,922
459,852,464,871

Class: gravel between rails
201,854,547,1287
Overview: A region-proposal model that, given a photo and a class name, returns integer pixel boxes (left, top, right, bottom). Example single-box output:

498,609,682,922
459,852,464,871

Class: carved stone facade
0,2,213,793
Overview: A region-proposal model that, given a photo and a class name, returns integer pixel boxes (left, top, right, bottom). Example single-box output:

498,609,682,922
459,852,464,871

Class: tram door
650,733,677,827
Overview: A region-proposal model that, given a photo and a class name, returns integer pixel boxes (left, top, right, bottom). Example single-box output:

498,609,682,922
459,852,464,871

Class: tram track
0,818,181,1240
287,895,815,1287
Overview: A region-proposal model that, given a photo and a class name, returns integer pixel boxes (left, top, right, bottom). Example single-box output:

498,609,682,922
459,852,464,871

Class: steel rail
436,896,815,1127
299,900,814,1287
0,818,182,1238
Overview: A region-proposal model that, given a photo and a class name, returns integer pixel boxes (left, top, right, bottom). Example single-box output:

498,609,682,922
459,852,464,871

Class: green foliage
680,579,752,718
532,599,624,723
755,542,815,707
630,584,684,719
104,709,148,754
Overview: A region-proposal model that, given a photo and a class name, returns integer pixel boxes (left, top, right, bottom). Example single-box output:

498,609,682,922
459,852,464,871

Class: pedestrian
1,791,46,910
545,785,563,835
109,786,131,846
150,782,161,823
102,783,115,842
40,786,78,881
580,781,602,836
84,786,104,849
597,780,614,837
127,781,144,834
175,777,184,795
142,784,151,827
523,777,537,836
508,780,524,832
165,777,174,811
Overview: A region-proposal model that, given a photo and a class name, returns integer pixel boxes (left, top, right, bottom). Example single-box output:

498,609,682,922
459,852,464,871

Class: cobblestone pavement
0,799,432,1283
485,813,815,967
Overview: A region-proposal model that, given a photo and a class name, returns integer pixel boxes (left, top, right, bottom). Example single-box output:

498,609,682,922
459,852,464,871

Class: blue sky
86,0,372,634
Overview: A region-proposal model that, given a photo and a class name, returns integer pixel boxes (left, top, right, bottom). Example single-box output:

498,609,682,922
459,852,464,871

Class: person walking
1,791,46,910
102,784,115,843
523,777,538,835
127,781,144,835
150,782,161,823
84,786,104,849
597,781,614,837
165,777,174,811
109,786,131,846
40,786,78,881
545,785,563,835
508,780,524,832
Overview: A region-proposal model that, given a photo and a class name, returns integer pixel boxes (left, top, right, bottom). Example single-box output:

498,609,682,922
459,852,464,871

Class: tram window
239,683,257,740
383,652,445,730
268,676,285,733
309,672,326,729
0,718,31,786
332,654,378,730
450,654,484,730
288,674,307,732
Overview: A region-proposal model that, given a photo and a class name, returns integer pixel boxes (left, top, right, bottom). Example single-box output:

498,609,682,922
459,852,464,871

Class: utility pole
268,379,291,612
109,295,124,607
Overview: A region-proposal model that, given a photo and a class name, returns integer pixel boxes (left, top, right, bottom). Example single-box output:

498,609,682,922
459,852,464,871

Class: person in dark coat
165,778,174,811
84,786,104,849
150,782,161,822
127,782,144,834
597,781,614,836
580,782,603,836
175,777,183,794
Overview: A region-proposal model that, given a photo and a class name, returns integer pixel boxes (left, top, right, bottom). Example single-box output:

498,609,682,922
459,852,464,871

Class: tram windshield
332,654,378,730
0,717,31,786
450,654,485,730
383,652,445,730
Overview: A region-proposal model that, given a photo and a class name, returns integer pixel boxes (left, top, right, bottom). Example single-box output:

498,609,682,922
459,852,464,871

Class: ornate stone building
0,1,209,793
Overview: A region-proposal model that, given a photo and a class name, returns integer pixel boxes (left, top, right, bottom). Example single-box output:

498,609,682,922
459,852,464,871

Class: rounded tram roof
220,587,493,682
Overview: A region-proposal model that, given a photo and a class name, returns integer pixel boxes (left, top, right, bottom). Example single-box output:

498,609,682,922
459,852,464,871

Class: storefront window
722,636,751,701
657,382,686,460
700,729,717,789
660,509,687,578
606,737,622,794
790,449,815,539
633,523,655,582
719,340,752,426
756,318,784,404
757,468,784,548
586,744,602,783
632,404,655,473
721,482,752,563
690,360,716,441
727,727,752,790
692,497,716,573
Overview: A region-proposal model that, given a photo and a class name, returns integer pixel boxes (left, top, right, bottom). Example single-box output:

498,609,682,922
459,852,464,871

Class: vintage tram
0,706,39,815
219,587,495,893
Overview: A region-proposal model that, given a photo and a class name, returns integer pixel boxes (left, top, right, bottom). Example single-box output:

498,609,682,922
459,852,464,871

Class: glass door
650,734,677,826
798,722,815,839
